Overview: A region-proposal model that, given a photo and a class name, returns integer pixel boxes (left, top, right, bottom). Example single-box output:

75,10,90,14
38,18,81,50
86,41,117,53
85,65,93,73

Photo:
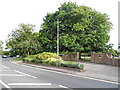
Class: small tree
6,23,41,57
0,40,3,55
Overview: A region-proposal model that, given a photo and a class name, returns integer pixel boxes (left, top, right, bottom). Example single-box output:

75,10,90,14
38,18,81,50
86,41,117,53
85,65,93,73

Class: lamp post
57,18,59,56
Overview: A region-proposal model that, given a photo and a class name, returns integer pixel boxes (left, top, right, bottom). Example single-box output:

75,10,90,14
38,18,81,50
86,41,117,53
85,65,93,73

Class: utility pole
57,18,59,56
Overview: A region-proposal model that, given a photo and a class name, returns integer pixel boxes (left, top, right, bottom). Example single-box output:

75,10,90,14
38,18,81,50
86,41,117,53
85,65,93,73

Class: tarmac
14,61,119,83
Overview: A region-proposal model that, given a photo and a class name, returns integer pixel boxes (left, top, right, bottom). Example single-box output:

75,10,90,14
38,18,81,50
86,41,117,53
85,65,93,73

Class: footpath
13,61,119,83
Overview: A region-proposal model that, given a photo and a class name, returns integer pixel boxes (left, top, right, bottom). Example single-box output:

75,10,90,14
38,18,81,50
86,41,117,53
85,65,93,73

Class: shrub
79,64,84,70
34,59,41,63
61,61,84,69
24,55,37,59
12,57,23,61
43,58,63,66
55,59,64,66
36,52,61,61
22,52,84,70
23,55,37,62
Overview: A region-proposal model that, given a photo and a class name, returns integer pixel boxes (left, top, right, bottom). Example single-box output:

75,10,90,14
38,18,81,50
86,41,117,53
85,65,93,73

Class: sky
0,0,119,50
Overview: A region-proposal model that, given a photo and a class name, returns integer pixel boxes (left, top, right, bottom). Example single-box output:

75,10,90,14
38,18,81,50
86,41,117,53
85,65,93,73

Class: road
0,57,119,90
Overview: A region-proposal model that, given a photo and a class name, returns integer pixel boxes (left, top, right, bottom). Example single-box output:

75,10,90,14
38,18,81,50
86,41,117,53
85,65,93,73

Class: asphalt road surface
0,57,119,90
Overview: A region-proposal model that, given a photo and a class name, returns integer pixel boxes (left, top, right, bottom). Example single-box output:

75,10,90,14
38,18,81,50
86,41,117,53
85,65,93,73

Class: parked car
2,55,8,58
16,55,20,58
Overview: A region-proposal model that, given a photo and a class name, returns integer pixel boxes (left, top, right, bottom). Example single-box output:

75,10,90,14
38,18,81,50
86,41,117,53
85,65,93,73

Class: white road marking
0,80,10,88
78,76,119,85
3,67,10,69
0,74,25,76
20,64,119,85
59,85,74,90
14,70,37,78
8,83,51,86
59,85,69,88
1,65,10,69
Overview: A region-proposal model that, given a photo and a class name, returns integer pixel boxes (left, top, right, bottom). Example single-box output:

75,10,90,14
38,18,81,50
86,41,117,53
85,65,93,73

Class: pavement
14,60,119,83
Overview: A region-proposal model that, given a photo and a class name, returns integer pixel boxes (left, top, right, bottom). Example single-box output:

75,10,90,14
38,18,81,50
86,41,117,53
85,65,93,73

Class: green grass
81,56,91,59
114,57,120,59
12,57,23,61
12,59,22,61
80,56,91,62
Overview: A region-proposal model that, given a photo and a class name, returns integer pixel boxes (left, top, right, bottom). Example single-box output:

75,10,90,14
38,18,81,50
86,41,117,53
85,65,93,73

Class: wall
62,54,79,61
91,52,120,66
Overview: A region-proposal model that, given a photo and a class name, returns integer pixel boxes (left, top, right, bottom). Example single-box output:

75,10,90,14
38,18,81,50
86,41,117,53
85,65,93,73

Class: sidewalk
75,62,118,82
16,61,118,83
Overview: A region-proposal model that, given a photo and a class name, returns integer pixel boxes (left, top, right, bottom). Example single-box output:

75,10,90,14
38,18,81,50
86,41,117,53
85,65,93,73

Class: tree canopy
6,2,115,56
6,23,41,57
0,40,3,55
39,2,112,54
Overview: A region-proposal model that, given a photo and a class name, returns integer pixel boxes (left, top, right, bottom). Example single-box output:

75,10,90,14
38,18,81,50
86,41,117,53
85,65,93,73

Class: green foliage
61,61,84,69
96,52,104,54
21,52,84,70
3,51,10,55
26,55,37,59
12,57,24,61
43,58,63,66
104,44,117,56
39,2,112,54
0,40,3,55
42,57,84,69
23,55,37,62
79,64,84,70
36,52,61,60
6,23,41,57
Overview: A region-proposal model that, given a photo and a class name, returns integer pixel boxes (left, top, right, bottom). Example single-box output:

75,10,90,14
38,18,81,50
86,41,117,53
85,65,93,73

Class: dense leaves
0,40,3,55
20,52,84,70
6,2,116,57
39,2,112,54
6,23,41,57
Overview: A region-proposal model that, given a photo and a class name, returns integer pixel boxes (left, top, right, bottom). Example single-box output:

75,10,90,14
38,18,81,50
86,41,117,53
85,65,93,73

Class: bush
34,59,42,63
22,52,84,70
27,55,37,58
43,58,63,66
12,57,23,61
55,59,64,66
23,52,62,63
79,64,84,70
23,55,37,62
36,52,61,61
43,58,84,70
61,61,84,69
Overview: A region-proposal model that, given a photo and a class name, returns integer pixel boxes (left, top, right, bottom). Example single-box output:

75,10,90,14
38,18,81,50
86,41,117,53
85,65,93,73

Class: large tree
39,2,112,55
6,23,41,57
0,40,3,55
